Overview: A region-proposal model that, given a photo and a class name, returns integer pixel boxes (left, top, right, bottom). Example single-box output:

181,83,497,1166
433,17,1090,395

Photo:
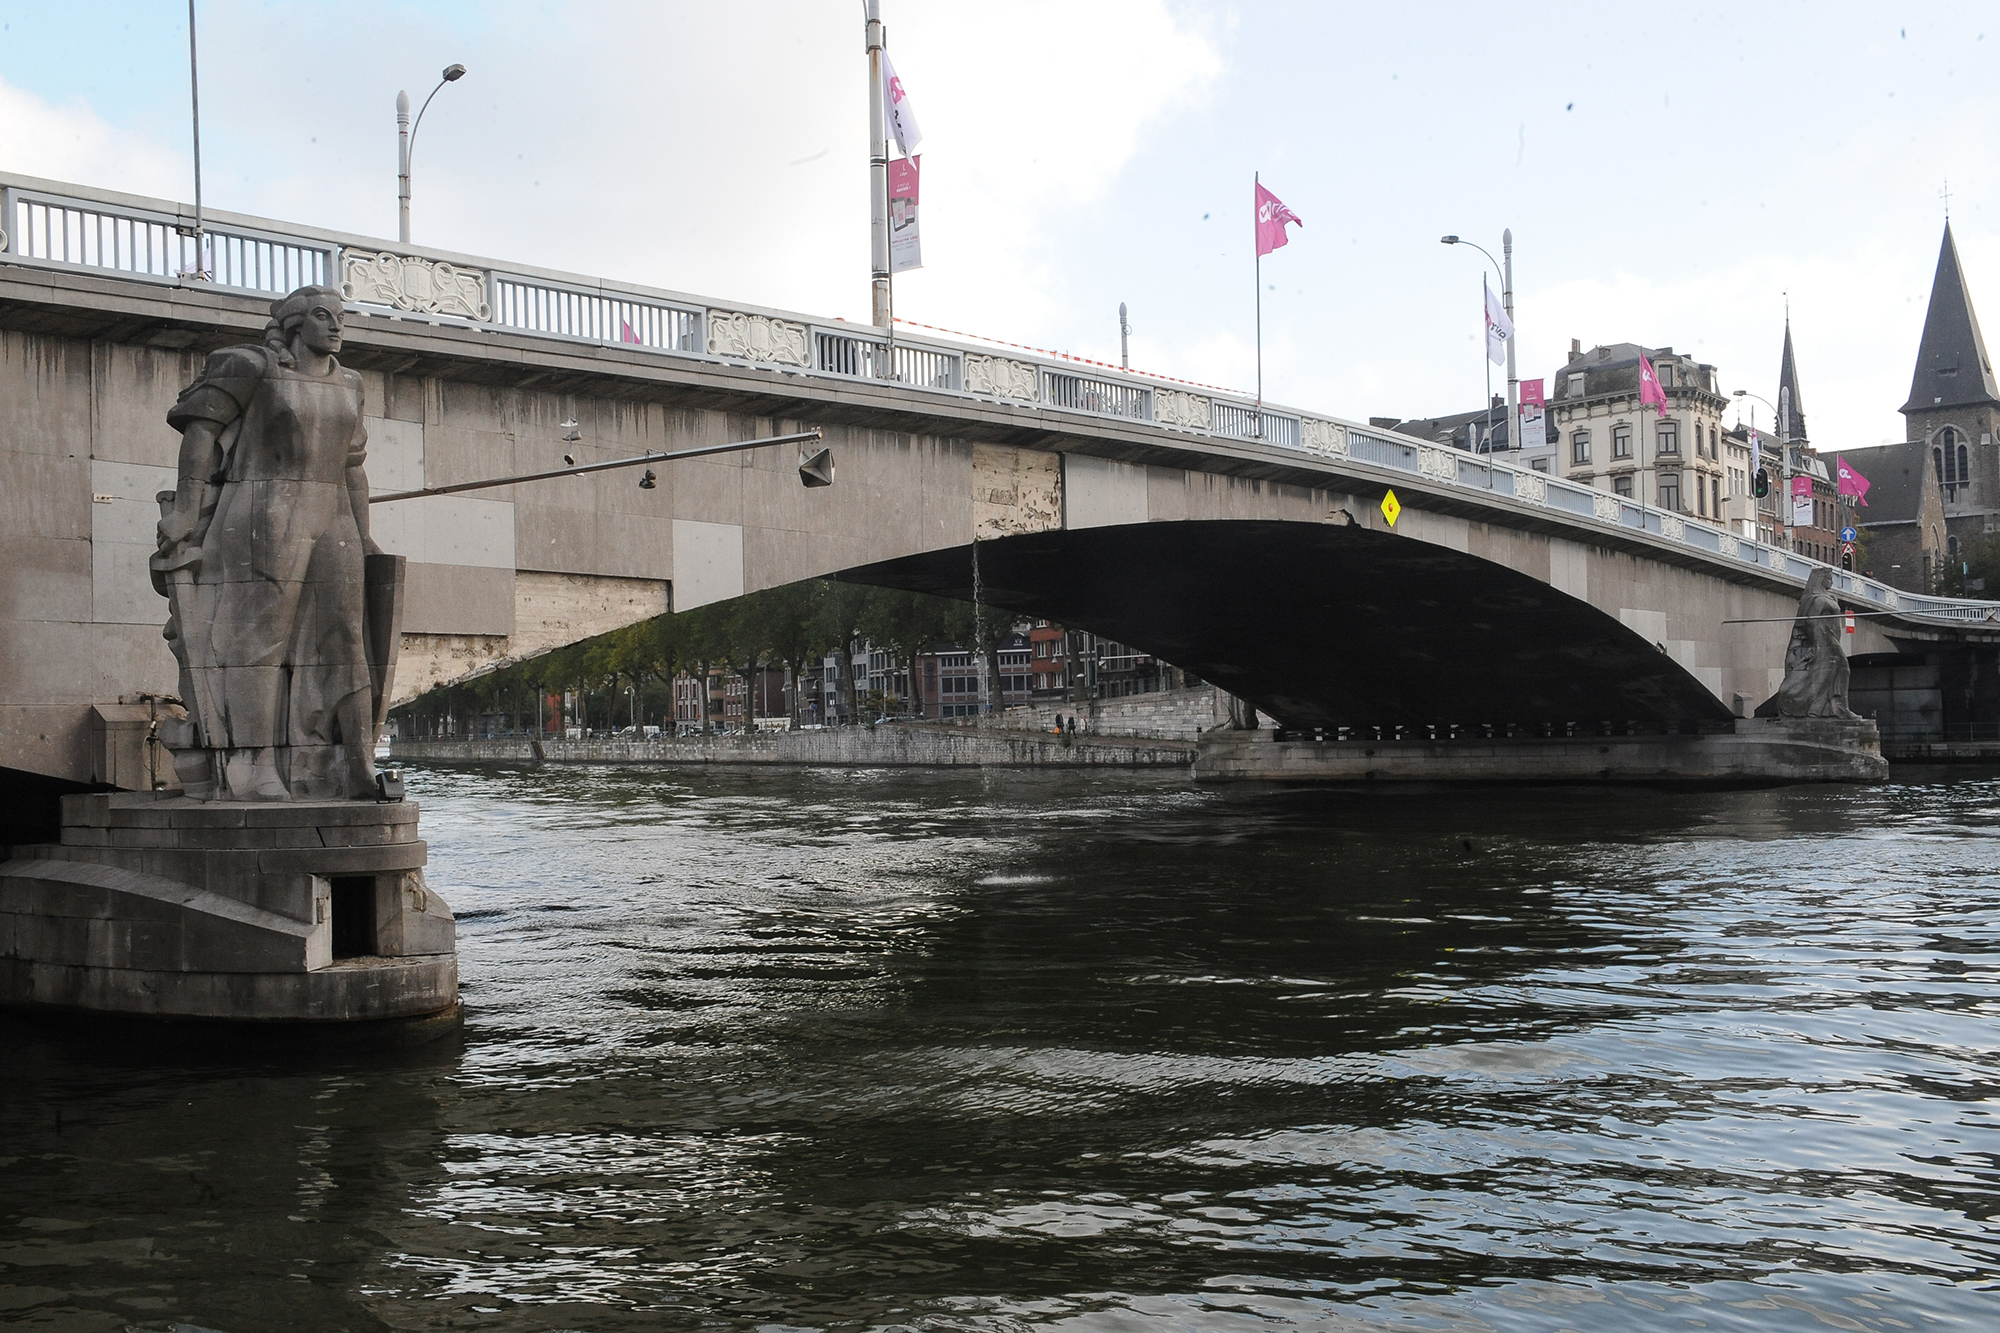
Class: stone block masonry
392,723,1195,770
0,793,457,1022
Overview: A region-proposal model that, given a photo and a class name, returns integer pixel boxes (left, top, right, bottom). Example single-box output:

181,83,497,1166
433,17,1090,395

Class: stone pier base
0,793,456,1023
1193,717,1887,785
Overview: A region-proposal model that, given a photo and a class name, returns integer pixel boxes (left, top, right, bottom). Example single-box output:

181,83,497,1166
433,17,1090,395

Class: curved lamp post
397,63,467,244
1441,232,1516,454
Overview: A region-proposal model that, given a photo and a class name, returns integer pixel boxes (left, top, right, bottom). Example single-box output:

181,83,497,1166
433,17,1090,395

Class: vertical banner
1518,379,1545,450
1791,475,1813,527
888,154,921,273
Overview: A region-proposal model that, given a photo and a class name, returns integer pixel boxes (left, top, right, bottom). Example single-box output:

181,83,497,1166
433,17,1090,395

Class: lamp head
1440,235,1459,244
798,447,835,489
443,63,467,82
1732,389,1747,397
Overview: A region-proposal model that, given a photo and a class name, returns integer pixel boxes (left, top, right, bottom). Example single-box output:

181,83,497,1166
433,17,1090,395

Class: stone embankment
392,687,1221,770
392,722,1194,769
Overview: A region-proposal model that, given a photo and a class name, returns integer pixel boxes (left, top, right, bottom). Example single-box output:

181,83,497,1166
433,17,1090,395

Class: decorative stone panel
1513,471,1547,505
1418,446,1457,482
964,353,1039,402
1155,388,1212,431
1592,493,1620,522
1660,513,1686,541
972,444,1063,539
1300,418,1348,458
1719,532,1739,558
705,310,809,366
341,250,491,320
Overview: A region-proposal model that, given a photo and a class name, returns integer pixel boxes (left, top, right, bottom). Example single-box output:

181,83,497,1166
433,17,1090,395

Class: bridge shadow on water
5,764,1996,1331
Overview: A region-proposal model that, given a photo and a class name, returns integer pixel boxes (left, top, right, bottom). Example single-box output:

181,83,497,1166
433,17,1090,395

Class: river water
4,764,2000,1331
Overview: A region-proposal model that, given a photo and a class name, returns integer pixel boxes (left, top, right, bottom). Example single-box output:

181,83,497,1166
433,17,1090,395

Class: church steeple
1778,317,1807,444
1902,221,2000,415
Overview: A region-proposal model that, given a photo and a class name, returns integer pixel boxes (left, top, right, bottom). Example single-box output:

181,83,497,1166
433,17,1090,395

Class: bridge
6,170,2000,809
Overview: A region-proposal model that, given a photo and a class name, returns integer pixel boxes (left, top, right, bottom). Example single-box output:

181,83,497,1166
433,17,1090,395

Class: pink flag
1638,354,1668,417
1255,182,1302,257
1836,455,1870,507
620,319,642,345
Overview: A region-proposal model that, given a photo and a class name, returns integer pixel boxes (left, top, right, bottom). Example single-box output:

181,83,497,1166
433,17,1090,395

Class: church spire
1902,221,2000,415
1778,315,1806,444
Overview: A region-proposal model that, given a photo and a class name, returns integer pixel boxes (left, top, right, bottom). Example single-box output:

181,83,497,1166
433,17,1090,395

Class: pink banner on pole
888,154,921,273
1638,355,1668,417
1836,455,1871,506
1255,182,1302,257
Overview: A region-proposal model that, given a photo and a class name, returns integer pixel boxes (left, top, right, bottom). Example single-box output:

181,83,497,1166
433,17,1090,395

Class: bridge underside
841,520,1735,732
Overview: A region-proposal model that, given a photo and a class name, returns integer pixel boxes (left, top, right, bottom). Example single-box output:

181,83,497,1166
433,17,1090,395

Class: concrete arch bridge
6,173,1998,806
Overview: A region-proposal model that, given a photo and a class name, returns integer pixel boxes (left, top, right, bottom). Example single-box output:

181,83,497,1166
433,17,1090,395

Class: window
1614,475,1633,498
1713,477,1722,517
1660,363,1674,388
1531,457,1550,473
1710,426,1719,458
1657,423,1679,455
1567,372,1586,398
1659,473,1681,511
1572,430,1591,465
1698,478,1708,516
1935,426,1970,498
1612,425,1632,459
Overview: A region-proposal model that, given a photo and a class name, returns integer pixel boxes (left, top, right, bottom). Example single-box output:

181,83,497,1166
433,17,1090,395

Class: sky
2,1,1995,456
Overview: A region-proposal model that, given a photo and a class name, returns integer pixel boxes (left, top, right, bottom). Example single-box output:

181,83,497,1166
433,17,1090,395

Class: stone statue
152,285,402,801
1755,567,1858,720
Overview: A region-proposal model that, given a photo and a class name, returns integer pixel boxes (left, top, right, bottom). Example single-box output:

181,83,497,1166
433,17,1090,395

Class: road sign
1844,610,1856,635
1840,526,1856,543
1842,541,1855,555
1381,489,1401,527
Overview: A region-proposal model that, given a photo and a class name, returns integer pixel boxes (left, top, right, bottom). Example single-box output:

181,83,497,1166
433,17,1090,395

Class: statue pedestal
0,793,457,1026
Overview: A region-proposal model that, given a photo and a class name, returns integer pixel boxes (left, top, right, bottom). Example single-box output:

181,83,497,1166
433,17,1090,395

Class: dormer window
1659,364,1674,388
1567,372,1585,398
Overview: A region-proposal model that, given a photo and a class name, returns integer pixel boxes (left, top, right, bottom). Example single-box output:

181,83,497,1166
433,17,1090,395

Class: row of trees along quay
390,580,1040,739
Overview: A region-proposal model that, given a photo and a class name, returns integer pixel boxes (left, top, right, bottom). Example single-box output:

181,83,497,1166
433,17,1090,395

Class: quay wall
392,724,1195,769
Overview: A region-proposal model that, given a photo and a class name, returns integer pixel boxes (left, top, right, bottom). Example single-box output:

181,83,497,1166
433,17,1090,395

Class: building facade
1552,342,1731,521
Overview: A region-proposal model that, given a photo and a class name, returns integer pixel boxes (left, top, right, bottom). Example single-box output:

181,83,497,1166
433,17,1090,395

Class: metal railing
488,273,702,352
3,184,333,296
813,327,962,390
8,172,2000,627
1043,368,1150,422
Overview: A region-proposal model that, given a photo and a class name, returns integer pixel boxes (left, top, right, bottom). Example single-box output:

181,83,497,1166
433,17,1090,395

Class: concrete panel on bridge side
1064,455,1149,529
672,519,745,611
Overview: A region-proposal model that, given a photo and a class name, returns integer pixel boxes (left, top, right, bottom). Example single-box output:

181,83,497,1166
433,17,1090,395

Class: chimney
1569,338,1582,360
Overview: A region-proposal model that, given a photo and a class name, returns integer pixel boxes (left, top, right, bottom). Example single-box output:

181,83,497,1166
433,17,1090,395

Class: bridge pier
0,793,458,1026
1192,717,1886,785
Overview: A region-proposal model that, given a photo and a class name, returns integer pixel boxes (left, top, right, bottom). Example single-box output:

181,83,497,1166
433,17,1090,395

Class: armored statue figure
1756,567,1858,720
152,285,400,801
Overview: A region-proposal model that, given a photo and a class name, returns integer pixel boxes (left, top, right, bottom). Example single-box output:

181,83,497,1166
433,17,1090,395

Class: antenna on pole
1119,302,1130,369
1942,177,1952,219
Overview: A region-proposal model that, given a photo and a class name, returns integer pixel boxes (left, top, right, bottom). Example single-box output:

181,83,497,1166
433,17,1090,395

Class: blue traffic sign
1840,526,1856,543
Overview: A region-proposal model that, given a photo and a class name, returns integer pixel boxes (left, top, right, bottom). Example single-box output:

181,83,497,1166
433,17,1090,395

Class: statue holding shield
152,284,403,801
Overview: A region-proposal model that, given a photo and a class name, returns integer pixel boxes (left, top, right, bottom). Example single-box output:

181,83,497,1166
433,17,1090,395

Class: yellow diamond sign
1380,489,1401,527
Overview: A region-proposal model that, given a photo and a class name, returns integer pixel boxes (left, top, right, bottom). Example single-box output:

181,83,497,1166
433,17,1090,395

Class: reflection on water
4,764,2000,1330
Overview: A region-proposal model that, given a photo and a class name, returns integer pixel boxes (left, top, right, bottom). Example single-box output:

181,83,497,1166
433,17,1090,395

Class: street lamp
1735,388,1803,549
397,62,467,244
1440,231,1516,455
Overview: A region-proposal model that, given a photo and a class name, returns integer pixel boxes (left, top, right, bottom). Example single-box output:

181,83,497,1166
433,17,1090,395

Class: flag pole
865,1,891,329
1254,171,1263,429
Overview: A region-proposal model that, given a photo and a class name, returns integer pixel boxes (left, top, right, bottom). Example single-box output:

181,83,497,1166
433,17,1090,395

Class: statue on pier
1755,567,1858,720
152,284,403,801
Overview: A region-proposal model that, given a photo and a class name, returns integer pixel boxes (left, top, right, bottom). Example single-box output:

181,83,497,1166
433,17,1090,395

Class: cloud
0,77,186,199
